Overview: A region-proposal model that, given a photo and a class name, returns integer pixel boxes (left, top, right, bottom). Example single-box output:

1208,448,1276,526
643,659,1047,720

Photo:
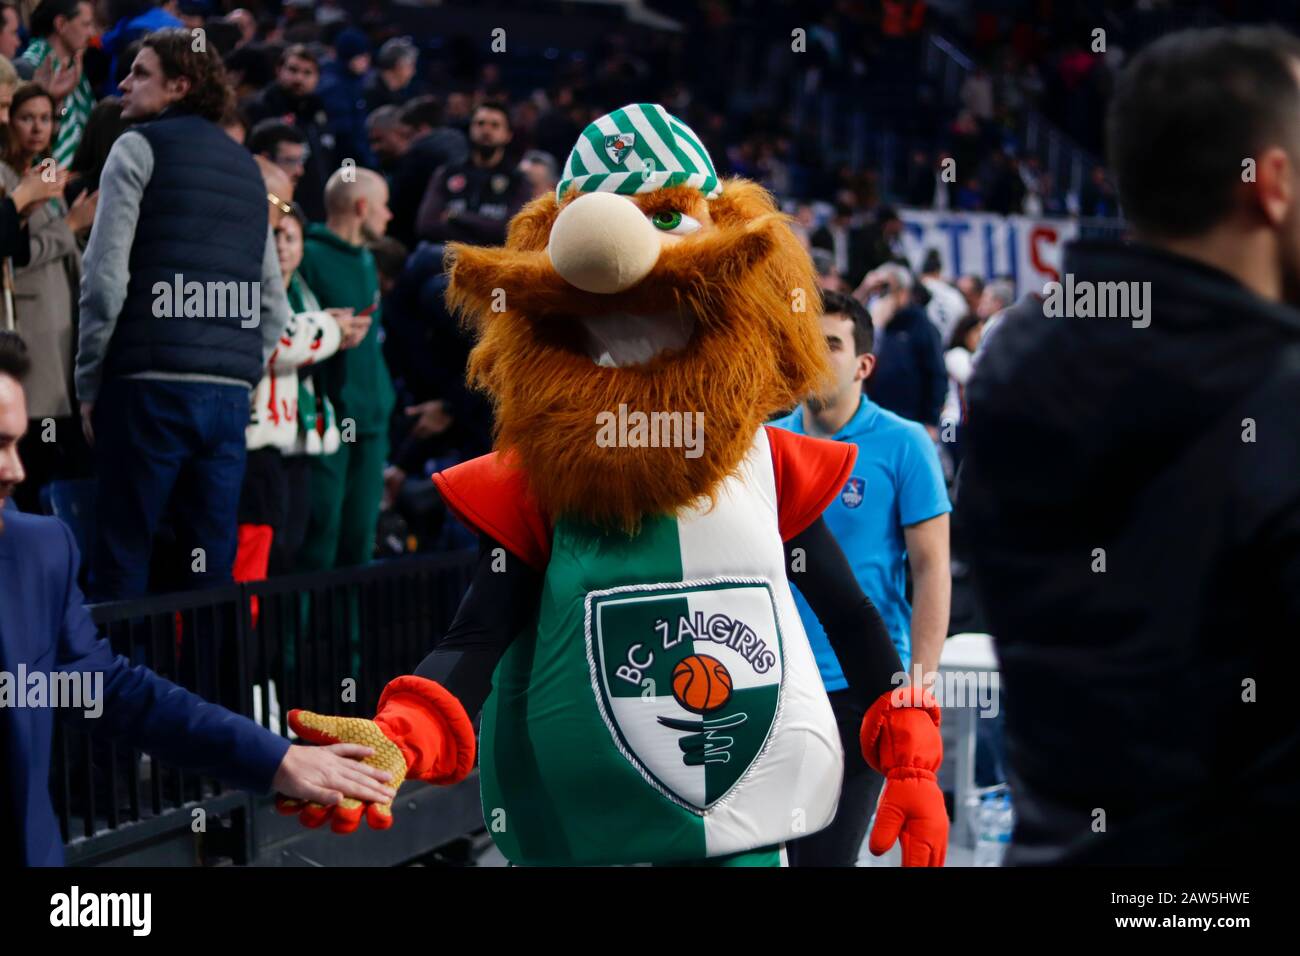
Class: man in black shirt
961,26,1300,864
415,102,529,246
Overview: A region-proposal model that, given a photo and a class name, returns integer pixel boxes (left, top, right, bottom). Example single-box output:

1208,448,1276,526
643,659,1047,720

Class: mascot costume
277,105,948,867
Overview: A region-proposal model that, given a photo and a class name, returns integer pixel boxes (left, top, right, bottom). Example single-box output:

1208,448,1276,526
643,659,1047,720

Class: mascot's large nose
547,192,661,294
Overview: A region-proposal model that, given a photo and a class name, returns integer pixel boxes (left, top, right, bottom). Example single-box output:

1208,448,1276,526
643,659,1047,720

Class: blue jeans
90,378,248,601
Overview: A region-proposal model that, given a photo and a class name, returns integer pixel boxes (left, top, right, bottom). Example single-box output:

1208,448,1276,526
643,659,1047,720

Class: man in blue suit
0,333,396,865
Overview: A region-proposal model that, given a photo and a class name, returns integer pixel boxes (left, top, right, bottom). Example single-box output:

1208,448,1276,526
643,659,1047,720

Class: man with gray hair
366,104,410,171
364,37,421,114
978,277,1016,320
972,277,1018,360
856,263,947,436
518,148,558,200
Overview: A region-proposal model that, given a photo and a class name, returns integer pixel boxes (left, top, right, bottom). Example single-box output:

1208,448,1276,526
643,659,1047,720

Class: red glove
275,675,476,833
860,684,948,867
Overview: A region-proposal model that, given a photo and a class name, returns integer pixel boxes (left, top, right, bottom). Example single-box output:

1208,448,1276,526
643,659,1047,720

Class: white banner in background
898,208,1079,299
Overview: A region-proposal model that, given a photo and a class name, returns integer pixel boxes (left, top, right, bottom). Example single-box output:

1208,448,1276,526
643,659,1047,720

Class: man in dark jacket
861,263,947,435
960,26,1300,864
415,102,528,246
244,44,336,221
363,37,423,115
76,30,290,601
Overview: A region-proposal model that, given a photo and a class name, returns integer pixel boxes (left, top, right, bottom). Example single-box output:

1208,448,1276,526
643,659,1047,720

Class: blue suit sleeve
52,522,290,793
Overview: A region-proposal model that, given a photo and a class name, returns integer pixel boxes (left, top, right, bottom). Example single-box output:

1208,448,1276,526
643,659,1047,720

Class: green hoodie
298,223,396,435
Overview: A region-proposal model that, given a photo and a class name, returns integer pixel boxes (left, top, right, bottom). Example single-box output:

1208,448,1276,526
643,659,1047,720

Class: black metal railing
54,551,477,864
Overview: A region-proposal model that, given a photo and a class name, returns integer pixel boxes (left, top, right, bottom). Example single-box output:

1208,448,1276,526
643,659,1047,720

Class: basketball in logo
672,655,733,714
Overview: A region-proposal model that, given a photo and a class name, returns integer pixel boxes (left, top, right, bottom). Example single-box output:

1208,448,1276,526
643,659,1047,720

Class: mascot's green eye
648,210,701,235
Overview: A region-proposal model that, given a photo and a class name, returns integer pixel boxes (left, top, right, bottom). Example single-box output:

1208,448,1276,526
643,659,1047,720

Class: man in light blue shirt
773,289,951,866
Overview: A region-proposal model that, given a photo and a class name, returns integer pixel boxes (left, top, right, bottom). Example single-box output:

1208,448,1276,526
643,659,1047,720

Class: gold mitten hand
275,676,478,833
275,711,410,832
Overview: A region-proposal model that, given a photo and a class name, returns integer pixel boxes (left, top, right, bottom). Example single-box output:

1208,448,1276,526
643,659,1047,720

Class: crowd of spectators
0,0,525,601
0,0,1235,603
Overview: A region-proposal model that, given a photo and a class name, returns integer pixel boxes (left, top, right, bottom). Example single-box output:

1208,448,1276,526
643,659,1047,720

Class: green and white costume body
474,428,843,865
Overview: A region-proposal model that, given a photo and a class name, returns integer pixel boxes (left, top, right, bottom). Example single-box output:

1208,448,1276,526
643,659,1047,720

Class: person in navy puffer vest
75,29,290,601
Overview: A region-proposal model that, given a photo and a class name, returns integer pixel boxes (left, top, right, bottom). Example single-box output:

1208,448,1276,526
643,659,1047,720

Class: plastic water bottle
973,787,1014,866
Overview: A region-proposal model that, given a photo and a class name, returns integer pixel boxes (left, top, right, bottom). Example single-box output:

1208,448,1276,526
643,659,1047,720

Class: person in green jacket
296,168,397,569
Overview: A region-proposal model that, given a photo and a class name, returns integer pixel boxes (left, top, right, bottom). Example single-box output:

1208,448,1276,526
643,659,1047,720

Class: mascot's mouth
577,310,696,367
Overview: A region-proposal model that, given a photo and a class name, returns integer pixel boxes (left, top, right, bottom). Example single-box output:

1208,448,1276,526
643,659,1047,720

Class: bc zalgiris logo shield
605,132,636,165
586,579,784,812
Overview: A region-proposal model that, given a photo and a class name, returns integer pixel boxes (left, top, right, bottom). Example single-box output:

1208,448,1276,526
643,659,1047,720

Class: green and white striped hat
556,103,722,202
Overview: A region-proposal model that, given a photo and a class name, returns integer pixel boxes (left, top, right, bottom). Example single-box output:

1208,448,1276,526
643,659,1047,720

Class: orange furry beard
447,179,832,534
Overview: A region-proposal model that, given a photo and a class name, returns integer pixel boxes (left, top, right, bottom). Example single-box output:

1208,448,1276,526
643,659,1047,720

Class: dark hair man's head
398,95,441,135
121,28,232,122
807,289,875,414
469,102,512,159
277,44,320,98
248,119,308,183
822,289,874,355
1108,26,1300,300
30,0,93,52
0,331,30,528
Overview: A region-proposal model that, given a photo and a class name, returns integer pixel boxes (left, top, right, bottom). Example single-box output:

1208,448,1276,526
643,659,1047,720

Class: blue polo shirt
771,394,950,688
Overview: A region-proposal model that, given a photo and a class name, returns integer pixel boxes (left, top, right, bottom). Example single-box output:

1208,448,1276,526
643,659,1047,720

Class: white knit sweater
246,279,343,454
